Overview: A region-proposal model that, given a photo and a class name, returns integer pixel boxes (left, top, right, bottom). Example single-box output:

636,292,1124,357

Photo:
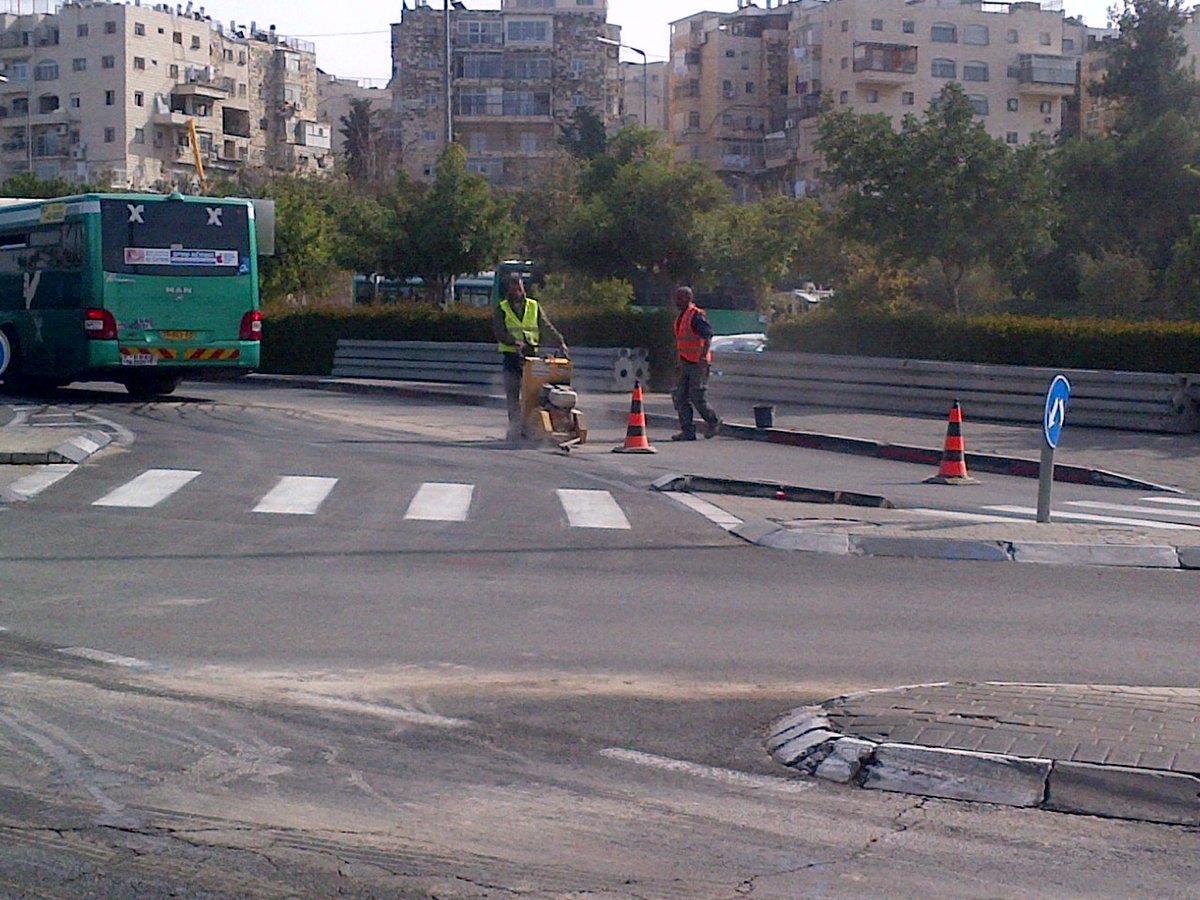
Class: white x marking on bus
206,207,223,226
128,204,145,223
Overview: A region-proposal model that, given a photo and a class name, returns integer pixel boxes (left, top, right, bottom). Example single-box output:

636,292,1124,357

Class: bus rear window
101,199,251,277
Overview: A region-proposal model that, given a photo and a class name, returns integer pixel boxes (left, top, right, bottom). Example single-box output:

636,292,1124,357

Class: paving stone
862,744,1050,807
814,737,876,784
1045,762,1200,826
771,729,840,768
849,535,1011,562
1010,541,1180,568
761,529,851,554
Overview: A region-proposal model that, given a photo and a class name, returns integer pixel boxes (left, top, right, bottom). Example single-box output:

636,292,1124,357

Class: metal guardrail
709,352,1200,434
332,340,649,393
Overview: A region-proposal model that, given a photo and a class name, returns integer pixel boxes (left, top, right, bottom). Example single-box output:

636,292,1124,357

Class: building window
688,110,700,129
134,23,145,36
77,24,88,37
102,55,114,69
69,93,80,109
902,20,915,34
745,81,755,94
506,20,549,43
725,49,735,58
963,24,989,45
1062,38,1075,51
133,57,145,70
134,127,145,144
931,23,957,43
104,90,114,106
1040,100,1053,114
722,79,733,97
840,20,848,32
841,56,848,69
1040,32,1052,45
104,21,116,34
963,61,989,82
169,64,179,78
901,91,915,106
72,57,86,71
839,90,848,104
520,132,538,152
223,49,233,61
1006,131,1019,143
191,35,201,49
468,132,487,152
931,58,956,79
969,94,989,115
173,31,182,44
134,91,144,107
866,89,879,103
423,130,437,142
104,126,115,142
1007,29,1019,44
33,60,58,81
1007,98,1019,111
871,18,884,31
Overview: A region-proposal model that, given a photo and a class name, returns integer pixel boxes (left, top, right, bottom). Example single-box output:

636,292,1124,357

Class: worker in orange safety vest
670,285,721,441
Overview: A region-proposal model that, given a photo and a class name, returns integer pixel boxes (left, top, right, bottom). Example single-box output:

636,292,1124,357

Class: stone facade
0,0,331,191
390,0,621,186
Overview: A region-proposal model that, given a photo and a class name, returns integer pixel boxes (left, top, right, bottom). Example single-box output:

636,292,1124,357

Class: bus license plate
121,354,157,366
161,330,194,340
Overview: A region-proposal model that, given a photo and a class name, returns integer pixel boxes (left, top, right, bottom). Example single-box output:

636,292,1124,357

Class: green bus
0,191,265,398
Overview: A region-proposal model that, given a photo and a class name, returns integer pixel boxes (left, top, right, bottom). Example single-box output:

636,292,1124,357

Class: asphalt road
0,383,1196,898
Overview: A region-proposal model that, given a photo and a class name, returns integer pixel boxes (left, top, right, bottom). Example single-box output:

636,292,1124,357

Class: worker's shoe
702,419,721,439
669,432,697,442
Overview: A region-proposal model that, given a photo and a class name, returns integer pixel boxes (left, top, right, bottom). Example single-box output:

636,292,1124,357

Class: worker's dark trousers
672,360,719,438
502,353,524,441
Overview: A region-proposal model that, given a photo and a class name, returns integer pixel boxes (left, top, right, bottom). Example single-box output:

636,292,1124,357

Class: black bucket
753,404,775,429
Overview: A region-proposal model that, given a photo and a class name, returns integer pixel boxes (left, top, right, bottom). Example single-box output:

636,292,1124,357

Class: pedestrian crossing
74,468,638,530
914,496,1200,531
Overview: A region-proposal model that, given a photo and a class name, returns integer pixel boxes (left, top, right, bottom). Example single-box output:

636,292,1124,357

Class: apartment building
390,0,621,186
0,0,331,191
615,58,667,131
317,74,392,157
669,0,1094,198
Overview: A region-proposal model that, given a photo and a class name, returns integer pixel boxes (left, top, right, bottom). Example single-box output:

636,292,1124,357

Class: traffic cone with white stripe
924,400,979,484
612,381,657,454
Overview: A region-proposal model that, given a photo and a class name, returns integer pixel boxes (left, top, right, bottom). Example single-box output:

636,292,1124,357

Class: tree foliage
338,98,388,186
1098,0,1197,130
817,84,1055,313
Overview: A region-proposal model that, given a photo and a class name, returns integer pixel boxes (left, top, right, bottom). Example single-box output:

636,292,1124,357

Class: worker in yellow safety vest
493,274,567,442
671,285,721,441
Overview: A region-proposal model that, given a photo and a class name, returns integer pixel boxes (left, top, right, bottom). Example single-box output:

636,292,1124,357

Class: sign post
1037,375,1070,523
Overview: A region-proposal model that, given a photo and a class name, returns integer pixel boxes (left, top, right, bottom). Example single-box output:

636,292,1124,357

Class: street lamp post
443,0,453,145
597,37,647,127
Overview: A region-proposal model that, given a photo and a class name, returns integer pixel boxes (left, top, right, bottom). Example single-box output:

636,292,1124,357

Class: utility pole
443,0,453,146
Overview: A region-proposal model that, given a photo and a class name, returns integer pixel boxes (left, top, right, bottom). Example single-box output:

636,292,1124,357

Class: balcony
152,110,194,128
852,42,918,84
1016,54,1077,95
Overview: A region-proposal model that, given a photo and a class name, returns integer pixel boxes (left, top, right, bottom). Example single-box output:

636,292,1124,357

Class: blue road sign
0,330,9,377
1044,375,1071,449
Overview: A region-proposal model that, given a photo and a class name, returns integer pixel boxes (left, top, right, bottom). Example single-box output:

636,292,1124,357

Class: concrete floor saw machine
520,352,587,452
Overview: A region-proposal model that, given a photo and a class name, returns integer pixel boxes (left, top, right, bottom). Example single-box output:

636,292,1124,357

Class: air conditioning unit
1043,116,1054,123
784,118,795,129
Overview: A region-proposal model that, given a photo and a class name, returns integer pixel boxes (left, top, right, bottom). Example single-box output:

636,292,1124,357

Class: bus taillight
239,310,262,341
83,308,117,341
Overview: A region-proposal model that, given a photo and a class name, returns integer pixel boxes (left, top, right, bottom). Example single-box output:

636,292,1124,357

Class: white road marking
92,468,200,508
1065,500,1200,521
1139,496,1200,508
985,505,1195,530
405,482,474,522
557,489,631,530
6,464,76,500
909,507,1038,523
599,748,809,794
253,476,338,515
288,692,471,729
661,491,743,530
57,647,156,670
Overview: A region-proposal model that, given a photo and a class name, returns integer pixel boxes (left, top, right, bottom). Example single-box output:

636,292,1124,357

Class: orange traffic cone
612,380,657,454
924,400,979,484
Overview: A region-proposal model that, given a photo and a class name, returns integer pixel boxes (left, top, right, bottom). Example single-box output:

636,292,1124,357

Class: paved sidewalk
768,683,1200,826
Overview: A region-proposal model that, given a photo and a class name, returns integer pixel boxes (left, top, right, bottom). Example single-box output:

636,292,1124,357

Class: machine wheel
123,372,182,399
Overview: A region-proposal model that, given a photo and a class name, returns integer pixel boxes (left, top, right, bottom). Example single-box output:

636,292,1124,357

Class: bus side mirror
251,198,275,257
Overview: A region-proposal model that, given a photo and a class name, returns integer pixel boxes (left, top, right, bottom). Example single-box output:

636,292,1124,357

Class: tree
1098,0,1197,131
393,144,518,302
557,107,608,159
816,84,1055,313
339,98,386,186
253,176,340,304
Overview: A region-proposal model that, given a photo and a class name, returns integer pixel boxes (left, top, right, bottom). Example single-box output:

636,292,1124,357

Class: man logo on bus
128,204,145,224
207,207,223,227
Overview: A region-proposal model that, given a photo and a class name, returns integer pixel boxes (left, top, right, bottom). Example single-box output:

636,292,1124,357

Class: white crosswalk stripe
405,482,474,522
556,488,631,530
252,476,339,515
984,505,1197,531
93,468,201,508
1137,496,1200,508
1064,500,1200,521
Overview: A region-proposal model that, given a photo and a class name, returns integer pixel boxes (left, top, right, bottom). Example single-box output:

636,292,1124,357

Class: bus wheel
123,373,182,399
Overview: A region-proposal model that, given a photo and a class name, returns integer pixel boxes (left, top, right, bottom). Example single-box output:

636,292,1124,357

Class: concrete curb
0,429,112,464
768,704,1200,826
650,473,893,509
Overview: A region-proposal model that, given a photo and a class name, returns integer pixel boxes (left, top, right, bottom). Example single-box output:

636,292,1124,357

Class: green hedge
261,305,678,387
768,311,1200,373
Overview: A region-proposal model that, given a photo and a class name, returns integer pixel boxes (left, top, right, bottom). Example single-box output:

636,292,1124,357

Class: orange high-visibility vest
675,304,711,363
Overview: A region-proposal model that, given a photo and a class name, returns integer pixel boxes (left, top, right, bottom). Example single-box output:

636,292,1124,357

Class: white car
710,333,767,353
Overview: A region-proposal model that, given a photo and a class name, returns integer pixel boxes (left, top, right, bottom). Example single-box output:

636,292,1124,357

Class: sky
190,0,1117,86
